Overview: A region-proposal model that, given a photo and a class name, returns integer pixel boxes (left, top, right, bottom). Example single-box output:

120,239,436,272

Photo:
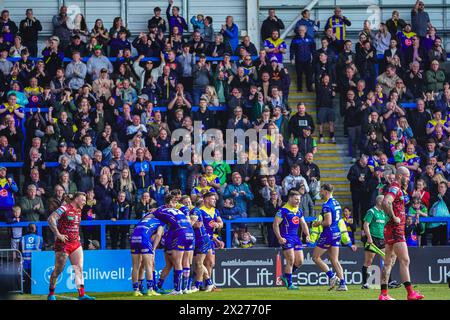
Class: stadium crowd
0,0,449,251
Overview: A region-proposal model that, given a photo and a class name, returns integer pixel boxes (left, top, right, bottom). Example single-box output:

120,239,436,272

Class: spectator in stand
109,191,130,249
428,38,447,70
223,172,254,217
261,8,285,42
405,36,428,70
91,19,110,47
94,173,115,220
344,90,364,162
376,64,401,96
406,62,425,99
220,16,239,53
386,10,407,42
397,24,417,54
411,0,432,39
235,36,258,57
19,185,45,222
356,40,377,91
347,155,371,225
288,102,315,140
428,181,450,245
316,74,336,143
87,45,113,81
374,23,391,57
295,9,320,39
0,166,18,221
166,0,188,35
65,51,87,91
407,99,430,148
281,164,309,198
423,26,439,51
324,7,352,51
264,30,287,66
52,6,71,50
290,25,315,93
426,60,446,92
300,152,321,200
148,7,167,33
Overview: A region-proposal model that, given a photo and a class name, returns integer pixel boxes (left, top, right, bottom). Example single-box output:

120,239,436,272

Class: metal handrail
1,216,448,249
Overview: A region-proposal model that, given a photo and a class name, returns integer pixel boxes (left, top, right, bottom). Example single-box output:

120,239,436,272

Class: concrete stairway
287,74,352,216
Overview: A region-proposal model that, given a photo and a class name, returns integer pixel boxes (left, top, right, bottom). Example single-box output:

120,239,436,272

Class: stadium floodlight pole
280,0,320,39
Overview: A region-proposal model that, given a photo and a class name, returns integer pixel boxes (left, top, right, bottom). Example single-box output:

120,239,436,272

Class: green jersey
364,207,387,239
211,161,231,185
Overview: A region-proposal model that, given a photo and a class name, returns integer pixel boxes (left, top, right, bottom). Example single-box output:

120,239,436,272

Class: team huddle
44,167,424,300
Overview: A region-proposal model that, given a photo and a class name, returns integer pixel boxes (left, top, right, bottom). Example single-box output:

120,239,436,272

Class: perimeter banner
31,247,450,293
212,247,450,287
31,250,173,294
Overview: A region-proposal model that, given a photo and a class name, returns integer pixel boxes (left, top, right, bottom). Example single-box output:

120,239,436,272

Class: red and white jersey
54,204,81,242
384,181,406,226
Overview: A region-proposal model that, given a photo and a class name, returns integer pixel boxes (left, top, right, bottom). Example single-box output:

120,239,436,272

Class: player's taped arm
216,216,224,230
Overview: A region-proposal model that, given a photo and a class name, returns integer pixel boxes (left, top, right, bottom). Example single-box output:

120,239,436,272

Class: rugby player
197,192,223,291
180,195,196,294
190,199,214,292
379,166,424,300
312,184,347,291
153,194,195,295
361,195,400,289
273,191,310,290
130,212,164,296
47,192,95,300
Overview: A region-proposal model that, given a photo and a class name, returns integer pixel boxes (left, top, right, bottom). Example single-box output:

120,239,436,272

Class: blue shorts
281,234,303,251
130,234,153,255
317,229,341,249
194,235,212,255
166,229,195,251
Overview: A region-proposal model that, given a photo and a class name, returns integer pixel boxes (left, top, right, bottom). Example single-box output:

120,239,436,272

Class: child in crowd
190,14,205,35
233,228,257,248
220,198,240,220
408,197,428,246
342,207,355,244
405,215,419,247
7,206,26,255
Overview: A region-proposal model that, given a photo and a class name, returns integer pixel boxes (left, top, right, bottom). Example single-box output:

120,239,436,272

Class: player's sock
138,279,144,292
49,286,55,296
339,278,346,286
157,278,165,289
182,268,190,291
326,270,335,279
404,281,414,294
174,269,183,292
381,284,388,295
195,280,203,289
152,272,158,291
77,285,85,297
132,282,139,291
205,278,213,286
147,280,154,290
362,266,368,284
284,273,292,287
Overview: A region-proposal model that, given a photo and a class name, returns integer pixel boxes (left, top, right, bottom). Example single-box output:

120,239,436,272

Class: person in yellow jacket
309,214,357,250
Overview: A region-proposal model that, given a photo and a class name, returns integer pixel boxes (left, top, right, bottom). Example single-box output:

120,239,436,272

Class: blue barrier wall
31,249,172,294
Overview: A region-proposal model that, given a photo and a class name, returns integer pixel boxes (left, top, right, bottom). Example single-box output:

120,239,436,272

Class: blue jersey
153,206,194,233
132,214,164,238
321,197,342,234
197,205,220,238
190,206,209,239
275,204,303,237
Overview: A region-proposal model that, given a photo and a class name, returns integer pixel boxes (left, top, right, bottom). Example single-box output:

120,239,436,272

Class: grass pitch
15,284,450,300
